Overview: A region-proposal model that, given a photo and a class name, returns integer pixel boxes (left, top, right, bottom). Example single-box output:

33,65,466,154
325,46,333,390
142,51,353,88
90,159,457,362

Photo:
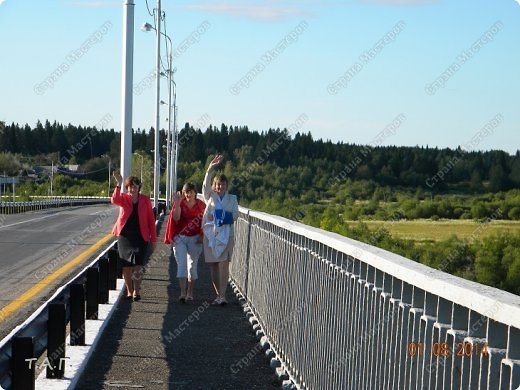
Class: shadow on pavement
75,224,281,389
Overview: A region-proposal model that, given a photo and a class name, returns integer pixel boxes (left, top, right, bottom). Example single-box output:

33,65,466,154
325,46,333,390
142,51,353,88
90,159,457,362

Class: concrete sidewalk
74,222,281,390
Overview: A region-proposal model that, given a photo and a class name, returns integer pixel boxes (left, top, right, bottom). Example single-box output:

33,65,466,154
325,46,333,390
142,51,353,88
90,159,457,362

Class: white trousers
173,235,202,280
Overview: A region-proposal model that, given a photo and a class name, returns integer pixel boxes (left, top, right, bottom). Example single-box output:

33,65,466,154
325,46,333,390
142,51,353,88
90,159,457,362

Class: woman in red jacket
164,182,205,302
112,171,157,301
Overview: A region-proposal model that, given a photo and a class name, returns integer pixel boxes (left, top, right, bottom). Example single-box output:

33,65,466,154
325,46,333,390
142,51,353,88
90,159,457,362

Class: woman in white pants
164,182,205,302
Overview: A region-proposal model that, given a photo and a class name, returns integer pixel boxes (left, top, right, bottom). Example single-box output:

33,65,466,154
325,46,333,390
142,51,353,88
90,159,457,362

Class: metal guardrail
230,207,520,390
0,241,119,389
0,197,110,214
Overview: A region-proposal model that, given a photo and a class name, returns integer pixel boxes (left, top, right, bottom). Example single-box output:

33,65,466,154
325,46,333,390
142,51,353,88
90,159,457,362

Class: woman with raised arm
164,182,205,302
202,154,239,306
111,171,157,301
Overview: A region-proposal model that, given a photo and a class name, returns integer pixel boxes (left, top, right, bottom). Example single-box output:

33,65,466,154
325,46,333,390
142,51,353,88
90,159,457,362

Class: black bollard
114,243,122,279
108,248,118,290
12,336,35,390
86,267,99,320
47,303,66,379
70,283,86,346
99,257,109,304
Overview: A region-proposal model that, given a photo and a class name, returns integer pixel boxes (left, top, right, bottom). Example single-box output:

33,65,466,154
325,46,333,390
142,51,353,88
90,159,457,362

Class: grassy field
353,219,520,242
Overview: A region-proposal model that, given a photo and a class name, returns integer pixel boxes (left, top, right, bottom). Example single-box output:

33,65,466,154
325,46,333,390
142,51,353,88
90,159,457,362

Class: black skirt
118,201,148,267
118,235,148,267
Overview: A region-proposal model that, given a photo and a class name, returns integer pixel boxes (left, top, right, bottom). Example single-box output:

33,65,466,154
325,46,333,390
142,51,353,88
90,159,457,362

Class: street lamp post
142,15,175,210
120,0,135,188
160,99,172,209
173,102,178,193
153,0,161,209
163,48,174,208
140,2,162,210
140,2,162,209
171,82,178,195
162,56,176,199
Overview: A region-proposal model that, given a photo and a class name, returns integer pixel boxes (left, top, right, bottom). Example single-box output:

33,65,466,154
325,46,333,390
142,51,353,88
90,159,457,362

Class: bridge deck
75,222,279,389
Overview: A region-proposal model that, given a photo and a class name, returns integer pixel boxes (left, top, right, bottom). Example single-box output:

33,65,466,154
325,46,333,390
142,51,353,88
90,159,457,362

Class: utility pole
50,161,54,197
108,158,111,196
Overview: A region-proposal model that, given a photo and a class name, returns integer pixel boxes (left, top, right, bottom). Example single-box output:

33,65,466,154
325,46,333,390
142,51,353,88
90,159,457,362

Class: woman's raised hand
208,154,224,170
172,191,182,204
112,170,123,186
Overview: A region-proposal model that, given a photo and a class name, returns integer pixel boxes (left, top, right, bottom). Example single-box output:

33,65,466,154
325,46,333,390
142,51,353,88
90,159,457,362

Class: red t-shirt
164,199,205,243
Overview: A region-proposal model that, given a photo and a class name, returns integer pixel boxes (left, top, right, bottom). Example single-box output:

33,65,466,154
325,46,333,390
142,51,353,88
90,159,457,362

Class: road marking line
90,207,115,216
0,233,114,323
0,215,56,229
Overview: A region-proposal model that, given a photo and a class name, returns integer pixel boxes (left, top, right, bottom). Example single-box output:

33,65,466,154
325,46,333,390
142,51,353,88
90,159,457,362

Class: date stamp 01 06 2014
407,341,489,358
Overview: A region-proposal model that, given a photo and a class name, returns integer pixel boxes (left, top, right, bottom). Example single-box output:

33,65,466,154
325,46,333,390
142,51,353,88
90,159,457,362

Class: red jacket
111,186,157,243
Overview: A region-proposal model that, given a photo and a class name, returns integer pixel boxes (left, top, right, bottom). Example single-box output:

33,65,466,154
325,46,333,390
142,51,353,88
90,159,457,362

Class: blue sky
1,0,519,155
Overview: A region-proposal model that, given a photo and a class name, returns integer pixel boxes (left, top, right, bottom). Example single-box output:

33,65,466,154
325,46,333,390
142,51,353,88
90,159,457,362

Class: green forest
1,119,519,295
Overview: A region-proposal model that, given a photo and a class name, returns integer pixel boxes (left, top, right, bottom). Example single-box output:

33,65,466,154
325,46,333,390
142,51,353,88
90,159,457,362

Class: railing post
386,277,402,389
396,282,413,389
420,291,438,389
501,327,520,389
47,303,66,379
243,211,251,296
12,336,35,390
445,303,468,389
98,257,109,304
355,263,374,388
465,310,488,389
371,269,385,390
486,319,508,390
86,267,99,320
433,297,452,390
408,287,425,389
70,283,86,346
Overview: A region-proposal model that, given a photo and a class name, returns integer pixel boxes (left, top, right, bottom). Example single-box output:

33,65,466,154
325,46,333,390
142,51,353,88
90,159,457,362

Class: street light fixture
141,22,154,32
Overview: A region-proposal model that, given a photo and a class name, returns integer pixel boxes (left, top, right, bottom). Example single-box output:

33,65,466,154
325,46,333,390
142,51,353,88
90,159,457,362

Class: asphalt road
0,204,118,339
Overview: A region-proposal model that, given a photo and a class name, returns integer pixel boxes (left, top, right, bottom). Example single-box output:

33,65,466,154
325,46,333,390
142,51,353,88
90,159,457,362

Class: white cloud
182,3,307,21
0,0,7,5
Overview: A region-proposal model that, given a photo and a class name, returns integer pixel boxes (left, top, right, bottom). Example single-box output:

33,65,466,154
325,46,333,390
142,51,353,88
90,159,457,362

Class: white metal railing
0,197,110,214
230,207,520,390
